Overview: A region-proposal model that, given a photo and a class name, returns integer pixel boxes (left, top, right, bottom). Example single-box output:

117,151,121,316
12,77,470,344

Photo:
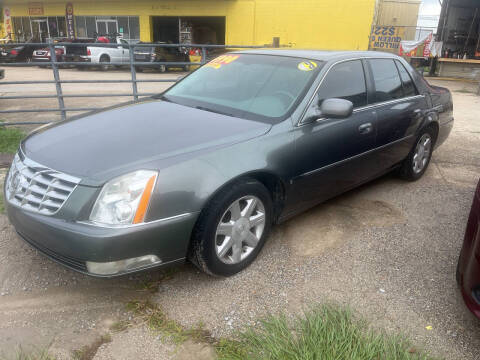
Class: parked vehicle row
1,36,192,72
134,42,190,73
0,38,45,63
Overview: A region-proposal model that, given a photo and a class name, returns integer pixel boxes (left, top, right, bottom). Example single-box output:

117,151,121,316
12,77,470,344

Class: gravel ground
0,69,479,359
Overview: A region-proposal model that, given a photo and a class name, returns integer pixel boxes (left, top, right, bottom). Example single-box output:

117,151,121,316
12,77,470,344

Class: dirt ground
0,67,479,360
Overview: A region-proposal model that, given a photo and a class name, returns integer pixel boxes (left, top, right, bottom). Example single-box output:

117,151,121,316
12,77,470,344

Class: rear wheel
135,66,143,73
398,127,435,181
99,55,110,71
189,179,273,276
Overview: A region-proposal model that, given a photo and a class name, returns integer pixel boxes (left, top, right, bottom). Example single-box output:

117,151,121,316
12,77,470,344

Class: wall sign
66,3,75,39
369,26,405,50
3,7,12,39
28,2,44,16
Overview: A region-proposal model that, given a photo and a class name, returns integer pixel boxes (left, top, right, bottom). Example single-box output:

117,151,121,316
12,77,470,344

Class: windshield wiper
194,106,234,117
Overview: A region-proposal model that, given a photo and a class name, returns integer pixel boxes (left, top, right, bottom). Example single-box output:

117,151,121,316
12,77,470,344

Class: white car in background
67,36,130,70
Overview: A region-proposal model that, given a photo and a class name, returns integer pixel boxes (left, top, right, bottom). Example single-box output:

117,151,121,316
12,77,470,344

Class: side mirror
320,98,353,119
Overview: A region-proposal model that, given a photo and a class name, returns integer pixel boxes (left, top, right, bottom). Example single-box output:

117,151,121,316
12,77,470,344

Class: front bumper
457,182,480,319
6,201,198,277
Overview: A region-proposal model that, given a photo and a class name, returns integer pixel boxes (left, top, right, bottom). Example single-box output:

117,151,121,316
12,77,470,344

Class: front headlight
89,170,158,226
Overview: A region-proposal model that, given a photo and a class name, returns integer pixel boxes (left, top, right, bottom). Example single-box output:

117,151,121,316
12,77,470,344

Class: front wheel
189,179,273,276
398,127,435,181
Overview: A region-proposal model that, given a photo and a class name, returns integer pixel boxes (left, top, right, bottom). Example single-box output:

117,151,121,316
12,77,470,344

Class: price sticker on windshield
298,60,318,71
206,55,240,69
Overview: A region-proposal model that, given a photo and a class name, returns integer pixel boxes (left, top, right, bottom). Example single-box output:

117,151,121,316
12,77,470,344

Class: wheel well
186,172,286,259
99,54,110,62
246,172,286,223
202,172,286,224
425,121,439,144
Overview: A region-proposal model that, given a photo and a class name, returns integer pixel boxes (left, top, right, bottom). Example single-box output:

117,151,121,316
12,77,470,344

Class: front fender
145,120,296,222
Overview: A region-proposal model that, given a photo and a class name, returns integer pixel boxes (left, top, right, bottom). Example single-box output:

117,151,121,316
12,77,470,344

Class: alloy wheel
215,196,266,264
412,133,432,174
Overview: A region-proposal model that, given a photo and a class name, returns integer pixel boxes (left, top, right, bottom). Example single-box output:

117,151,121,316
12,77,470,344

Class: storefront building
1,0,378,50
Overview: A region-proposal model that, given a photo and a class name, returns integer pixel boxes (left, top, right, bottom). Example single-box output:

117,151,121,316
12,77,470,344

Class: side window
395,60,418,97
369,59,403,103
316,60,368,108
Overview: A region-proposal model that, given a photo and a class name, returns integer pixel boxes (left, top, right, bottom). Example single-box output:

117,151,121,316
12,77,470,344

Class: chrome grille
5,153,80,215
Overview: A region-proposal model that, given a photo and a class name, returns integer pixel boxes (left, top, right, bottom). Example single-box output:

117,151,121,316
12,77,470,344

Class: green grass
7,348,57,360
216,304,437,360
126,300,213,345
0,126,25,154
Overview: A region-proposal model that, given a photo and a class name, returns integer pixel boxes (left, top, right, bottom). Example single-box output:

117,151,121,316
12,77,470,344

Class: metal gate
0,41,263,127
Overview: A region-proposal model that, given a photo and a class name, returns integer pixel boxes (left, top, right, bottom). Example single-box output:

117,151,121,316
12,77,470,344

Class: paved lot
0,67,479,359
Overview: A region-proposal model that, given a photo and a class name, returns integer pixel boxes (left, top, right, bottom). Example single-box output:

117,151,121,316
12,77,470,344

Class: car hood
22,100,272,184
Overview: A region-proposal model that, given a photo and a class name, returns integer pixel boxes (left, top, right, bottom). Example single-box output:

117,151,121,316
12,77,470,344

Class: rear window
369,59,403,103
395,60,418,97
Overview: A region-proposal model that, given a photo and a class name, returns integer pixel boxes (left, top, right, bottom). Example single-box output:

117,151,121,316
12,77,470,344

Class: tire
189,178,273,277
158,64,166,73
99,55,110,71
183,65,190,72
398,126,435,181
135,66,143,73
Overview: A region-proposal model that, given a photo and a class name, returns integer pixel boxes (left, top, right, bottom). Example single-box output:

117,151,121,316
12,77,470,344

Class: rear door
292,59,378,207
367,58,426,170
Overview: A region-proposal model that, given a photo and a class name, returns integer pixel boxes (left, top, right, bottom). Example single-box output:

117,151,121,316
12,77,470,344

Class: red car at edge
457,178,480,319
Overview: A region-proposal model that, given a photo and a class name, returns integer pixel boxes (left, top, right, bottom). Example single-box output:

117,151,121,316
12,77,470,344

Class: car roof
233,49,400,62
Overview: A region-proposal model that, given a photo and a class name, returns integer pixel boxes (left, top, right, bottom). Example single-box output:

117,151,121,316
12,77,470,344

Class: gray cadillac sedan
4,50,453,277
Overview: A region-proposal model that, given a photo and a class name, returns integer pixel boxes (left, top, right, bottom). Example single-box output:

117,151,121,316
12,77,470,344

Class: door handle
358,122,373,135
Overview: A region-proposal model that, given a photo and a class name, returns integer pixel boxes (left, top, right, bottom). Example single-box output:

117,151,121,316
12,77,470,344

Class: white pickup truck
67,37,130,70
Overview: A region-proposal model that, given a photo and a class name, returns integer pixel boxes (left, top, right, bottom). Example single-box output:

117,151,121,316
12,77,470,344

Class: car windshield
163,54,323,122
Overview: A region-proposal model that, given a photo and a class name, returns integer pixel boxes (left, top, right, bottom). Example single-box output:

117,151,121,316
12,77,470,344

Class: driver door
291,59,378,207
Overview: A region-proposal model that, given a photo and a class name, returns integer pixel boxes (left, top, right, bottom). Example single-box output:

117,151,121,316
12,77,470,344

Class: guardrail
0,41,264,126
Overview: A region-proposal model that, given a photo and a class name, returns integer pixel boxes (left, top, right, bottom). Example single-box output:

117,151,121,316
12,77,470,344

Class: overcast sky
418,0,442,28
419,0,442,16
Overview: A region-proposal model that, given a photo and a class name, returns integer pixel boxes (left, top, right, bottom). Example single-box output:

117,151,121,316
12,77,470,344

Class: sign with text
399,33,434,58
370,26,406,51
3,7,12,39
66,3,75,39
28,2,44,16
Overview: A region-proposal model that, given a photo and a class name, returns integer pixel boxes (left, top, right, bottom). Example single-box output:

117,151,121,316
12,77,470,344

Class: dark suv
134,43,190,72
